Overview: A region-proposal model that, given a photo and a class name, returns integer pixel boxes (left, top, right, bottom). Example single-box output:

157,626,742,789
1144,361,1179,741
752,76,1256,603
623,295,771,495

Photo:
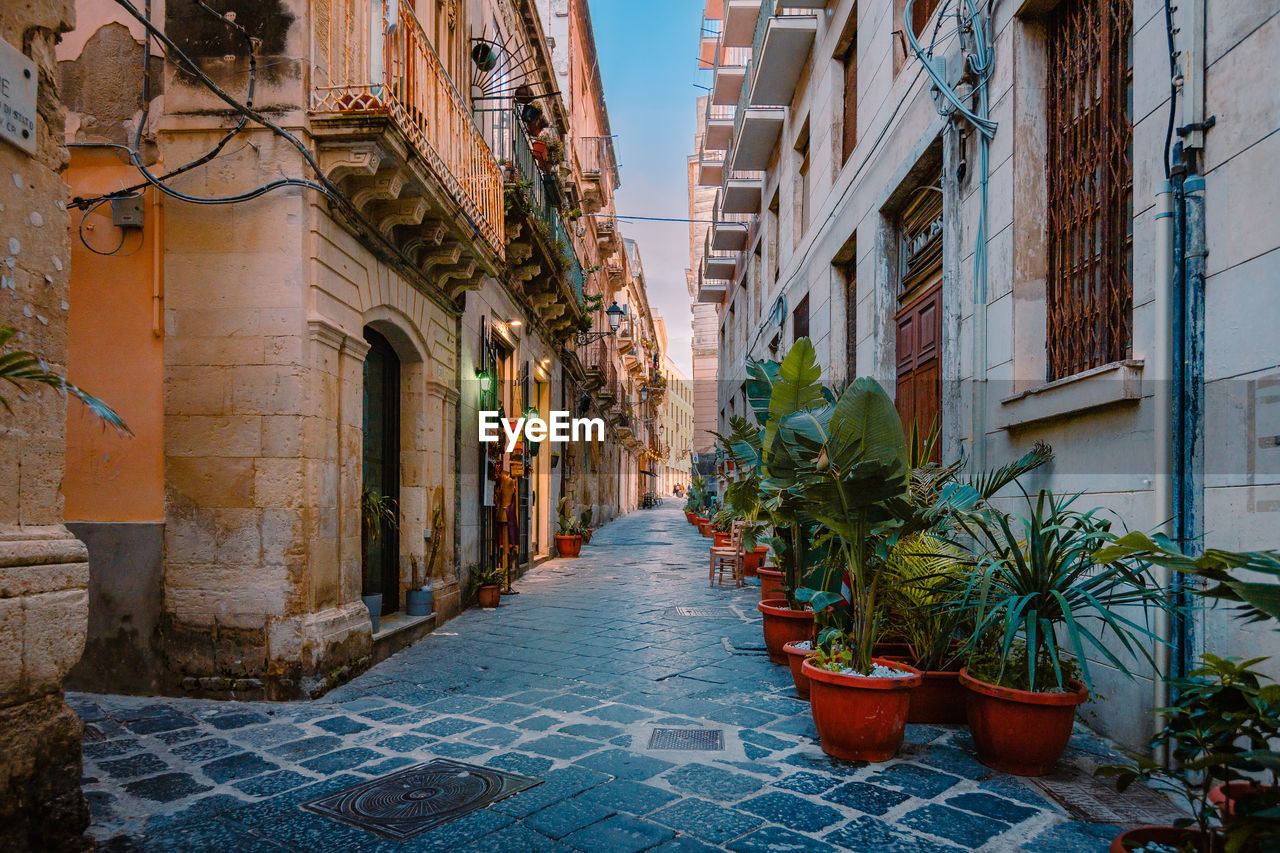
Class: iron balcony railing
311,0,503,252
478,108,584,304
577,136,618,192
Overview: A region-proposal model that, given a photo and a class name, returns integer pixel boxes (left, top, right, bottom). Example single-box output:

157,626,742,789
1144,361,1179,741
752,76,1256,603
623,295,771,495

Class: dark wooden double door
895,281,942,461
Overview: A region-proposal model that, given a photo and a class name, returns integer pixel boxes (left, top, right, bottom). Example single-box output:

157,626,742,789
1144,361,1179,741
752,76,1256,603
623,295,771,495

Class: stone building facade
0,2,92,849
55,0,658,704
697,0,1280,750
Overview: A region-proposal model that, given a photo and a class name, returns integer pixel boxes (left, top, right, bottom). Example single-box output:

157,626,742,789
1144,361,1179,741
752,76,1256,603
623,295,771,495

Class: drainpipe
1151,179,1174,761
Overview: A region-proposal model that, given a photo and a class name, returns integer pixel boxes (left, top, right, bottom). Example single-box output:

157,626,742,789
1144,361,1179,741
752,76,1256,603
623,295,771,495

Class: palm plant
0,325,130,434
794,377,911,674
951,490,1164,693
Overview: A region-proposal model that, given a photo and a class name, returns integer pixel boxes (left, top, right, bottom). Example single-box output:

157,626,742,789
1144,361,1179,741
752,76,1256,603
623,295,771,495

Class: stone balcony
309,1,503,302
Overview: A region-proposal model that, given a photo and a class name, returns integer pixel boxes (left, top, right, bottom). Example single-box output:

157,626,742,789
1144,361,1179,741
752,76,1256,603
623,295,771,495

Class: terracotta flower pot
554,535,582,558
872,641,914,663
907,669,967,725
1209,781,1274,822
783,641,815,699
803,657,922,762
757,598,814,664
743,546,769,577
1109,826,1216,853
699,521,714,538
713,531,731,548
685,511,696,524
758,567,784,600
959,668,1088,776
477,585,501,609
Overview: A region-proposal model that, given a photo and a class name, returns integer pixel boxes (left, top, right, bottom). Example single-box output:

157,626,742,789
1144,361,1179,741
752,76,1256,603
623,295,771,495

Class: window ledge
998,360,1144,431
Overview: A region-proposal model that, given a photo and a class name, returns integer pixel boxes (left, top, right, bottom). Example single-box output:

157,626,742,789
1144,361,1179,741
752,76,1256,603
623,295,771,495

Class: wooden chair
709,521,745,588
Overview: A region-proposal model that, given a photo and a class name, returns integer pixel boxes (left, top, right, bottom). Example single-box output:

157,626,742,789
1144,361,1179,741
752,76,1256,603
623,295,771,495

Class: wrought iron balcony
311,0,503,254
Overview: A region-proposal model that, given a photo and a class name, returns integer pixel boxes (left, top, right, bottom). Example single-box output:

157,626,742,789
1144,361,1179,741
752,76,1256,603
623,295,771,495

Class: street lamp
574,301,625,346
639,386,649,403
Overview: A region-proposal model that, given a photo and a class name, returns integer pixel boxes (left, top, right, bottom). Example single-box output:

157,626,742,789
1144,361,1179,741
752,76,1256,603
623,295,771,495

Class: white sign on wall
0,39,37,156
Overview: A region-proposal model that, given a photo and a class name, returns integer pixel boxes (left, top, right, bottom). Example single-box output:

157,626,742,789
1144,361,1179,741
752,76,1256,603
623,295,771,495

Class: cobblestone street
75,507,1130,852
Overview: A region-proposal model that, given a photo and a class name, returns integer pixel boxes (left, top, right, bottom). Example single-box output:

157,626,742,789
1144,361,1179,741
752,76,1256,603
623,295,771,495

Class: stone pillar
0,2,92,849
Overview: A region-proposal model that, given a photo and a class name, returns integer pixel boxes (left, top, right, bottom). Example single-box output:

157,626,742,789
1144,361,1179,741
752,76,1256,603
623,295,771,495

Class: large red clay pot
685,511,696,524
554,535,583,558
783,641,815,699
1109,827,1216,853
757,598,814,664
743,546,769,576
907,670,967,724
960,668,1088,776
872,641,914,663
1209,781,1274,822
477,585,501,609
699,521,715,538
803,657,922,761
757,567,784,600
713,531,731,548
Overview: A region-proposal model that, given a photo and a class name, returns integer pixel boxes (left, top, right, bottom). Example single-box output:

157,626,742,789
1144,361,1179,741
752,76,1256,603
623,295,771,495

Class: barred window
1045,0,1133,380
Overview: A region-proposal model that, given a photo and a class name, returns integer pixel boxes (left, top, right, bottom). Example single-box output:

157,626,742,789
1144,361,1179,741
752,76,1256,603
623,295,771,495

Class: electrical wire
82,0,473,310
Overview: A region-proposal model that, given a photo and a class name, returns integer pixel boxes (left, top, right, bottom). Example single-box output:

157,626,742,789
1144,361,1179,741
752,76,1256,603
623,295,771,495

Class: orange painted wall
64,148,165,522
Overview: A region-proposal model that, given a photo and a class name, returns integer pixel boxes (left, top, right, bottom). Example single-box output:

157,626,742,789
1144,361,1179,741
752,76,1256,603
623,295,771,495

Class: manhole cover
673,606,726,617
300,759,539,840
1032,768,1184,825
647,728,724,751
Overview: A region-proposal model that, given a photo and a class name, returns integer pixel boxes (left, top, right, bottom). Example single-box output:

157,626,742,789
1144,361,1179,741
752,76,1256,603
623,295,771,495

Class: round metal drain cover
301,759,539,840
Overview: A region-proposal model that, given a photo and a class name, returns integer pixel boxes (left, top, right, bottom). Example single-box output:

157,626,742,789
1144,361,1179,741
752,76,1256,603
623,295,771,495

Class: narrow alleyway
75,507,1127,852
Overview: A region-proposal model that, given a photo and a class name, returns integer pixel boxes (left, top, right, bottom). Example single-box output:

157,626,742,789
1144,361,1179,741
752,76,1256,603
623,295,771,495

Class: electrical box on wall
111,196,145,229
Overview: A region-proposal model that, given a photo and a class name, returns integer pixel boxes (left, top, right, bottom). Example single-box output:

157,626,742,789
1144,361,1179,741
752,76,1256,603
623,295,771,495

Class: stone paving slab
75,506,1143,851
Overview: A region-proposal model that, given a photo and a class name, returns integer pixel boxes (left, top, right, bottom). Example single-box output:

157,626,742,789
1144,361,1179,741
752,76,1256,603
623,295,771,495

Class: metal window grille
1046,0,1133,381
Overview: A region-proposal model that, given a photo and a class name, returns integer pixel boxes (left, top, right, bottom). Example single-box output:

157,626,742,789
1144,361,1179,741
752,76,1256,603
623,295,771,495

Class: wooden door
895,281,942,460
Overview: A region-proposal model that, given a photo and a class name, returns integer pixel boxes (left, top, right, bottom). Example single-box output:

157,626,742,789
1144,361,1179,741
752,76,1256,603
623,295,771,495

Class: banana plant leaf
744,358,781,426
762,338,825,468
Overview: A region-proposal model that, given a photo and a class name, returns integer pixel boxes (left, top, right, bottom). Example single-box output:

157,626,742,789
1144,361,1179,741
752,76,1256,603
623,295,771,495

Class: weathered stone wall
0,1,91,849
713,0,1280,749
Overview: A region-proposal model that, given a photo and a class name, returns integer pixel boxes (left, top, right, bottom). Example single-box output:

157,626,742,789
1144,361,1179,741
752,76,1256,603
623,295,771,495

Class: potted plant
883,436,1054,724
949,491,1164,776
471,40,499,72
578,507,594,544
469,563,504,609
791,375,921,762
360,487,398,633
1097,655,1280,853
554,498,584,558
1092,535,1280,852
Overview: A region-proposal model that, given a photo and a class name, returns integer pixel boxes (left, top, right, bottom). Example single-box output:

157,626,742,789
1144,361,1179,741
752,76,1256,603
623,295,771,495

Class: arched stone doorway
362,327,401,616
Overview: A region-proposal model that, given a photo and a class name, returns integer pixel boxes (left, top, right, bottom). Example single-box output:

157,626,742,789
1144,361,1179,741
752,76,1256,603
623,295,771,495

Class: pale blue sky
589,0,704,376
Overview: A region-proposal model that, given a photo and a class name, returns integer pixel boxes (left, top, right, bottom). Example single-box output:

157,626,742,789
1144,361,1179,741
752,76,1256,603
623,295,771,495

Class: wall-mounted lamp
508,318,523,328
575,300,625,346
476,370,493,393
639,386,649,403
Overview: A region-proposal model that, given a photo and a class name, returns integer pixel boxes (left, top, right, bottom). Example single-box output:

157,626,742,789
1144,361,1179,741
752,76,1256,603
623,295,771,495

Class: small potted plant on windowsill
469,564,504,609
